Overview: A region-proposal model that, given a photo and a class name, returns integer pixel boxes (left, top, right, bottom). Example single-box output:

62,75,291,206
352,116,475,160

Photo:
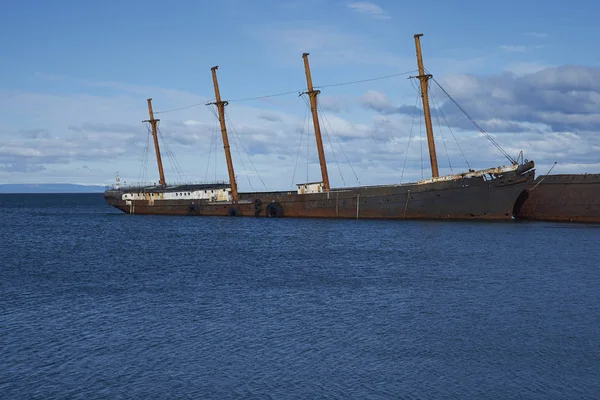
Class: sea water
1,194,599,398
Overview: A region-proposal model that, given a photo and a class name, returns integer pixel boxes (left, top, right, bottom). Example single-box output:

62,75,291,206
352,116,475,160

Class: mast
143,98,166,186
210,66,239,202
302,53,330,192
414,34,439,178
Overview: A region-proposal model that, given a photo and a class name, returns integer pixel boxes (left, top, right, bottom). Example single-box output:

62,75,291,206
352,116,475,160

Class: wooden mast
210,66,239,202
144,98,166,186
302,53,330,192
414,34,439,178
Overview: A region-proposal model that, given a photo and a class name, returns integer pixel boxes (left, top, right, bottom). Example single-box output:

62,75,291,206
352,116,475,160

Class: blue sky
1,0,599,189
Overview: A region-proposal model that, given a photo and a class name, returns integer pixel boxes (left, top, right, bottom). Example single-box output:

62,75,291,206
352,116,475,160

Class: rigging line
529,161,557,191
205,103,220,120
320,105,361,185
139,123,151,184
157,128,176,181
300,94,313,184
315,70,419,89
155,103,205,114
409,77,421,95
215,125,218,182
419,102,424,179
143,125,150,184
317,103,345,186
158,129,182,182
205,116,217,182
401,93,420,184
430,76,516,164
228,90,303,103
158,125,187,182
160,126,186,182
224,110,267,189
209,107,219,182
429,83,453,174
153,71,418,113
291,104,309,188
224,110,254,190
302,96,310,184
431,88,471,170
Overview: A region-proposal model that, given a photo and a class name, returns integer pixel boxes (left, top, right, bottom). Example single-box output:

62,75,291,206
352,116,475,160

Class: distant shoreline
0,184,105,194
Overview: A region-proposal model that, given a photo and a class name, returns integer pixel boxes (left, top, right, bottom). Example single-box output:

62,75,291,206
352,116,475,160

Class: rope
138,123,151,184
317,102,361,186
155,103,205,114
225,111,253,190
419,102,424,179
529,162,557,191
154,70,418,113
430,85,453,174
317,103,345,186
290,104,309,188
205,117,217,182
431,76,516,164
157,125,187,183
228,90,303,103
315,70,418,89
301,95,311,184
432,89,471,171
224,109,267,189
400,93,420,183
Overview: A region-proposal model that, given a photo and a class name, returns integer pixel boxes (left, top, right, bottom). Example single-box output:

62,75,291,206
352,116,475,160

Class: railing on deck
104,180,229,191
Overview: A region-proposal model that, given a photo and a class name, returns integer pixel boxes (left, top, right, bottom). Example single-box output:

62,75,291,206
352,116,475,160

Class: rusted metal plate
104,169,534,220
514,174,600,223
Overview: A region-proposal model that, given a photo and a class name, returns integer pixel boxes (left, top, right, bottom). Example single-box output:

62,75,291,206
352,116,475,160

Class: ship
104,34,536,219
513,173,600,223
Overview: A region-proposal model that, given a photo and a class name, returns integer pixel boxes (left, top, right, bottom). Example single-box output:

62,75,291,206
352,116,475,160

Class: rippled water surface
1,193,599,399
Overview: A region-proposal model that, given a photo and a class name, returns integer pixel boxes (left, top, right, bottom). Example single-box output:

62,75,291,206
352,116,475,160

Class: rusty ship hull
514,174,600,223
104,164,535,220
105,36,538,221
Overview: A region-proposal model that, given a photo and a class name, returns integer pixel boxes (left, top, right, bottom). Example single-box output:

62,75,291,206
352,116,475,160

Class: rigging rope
419,102,424,179
224,109,267,189
430,76,516,164
430,89,471,171
301,95,311,184
317,103,345,186
315,70,418,89
205,117,217,182
429,83,454,174
290,104,309,188
319,106,361,186
228,90,303,103
227,118,254,190
400,93,420,184
138,123,151,184
529,162,557,191
155,103,206,115
157,124,188,183
154,70,418,113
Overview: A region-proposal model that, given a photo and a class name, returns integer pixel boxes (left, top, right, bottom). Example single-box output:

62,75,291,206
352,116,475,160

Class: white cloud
4,61,600,188
348,2,391,19
360,90,394,113
505,61,551,76
358,65,600,174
